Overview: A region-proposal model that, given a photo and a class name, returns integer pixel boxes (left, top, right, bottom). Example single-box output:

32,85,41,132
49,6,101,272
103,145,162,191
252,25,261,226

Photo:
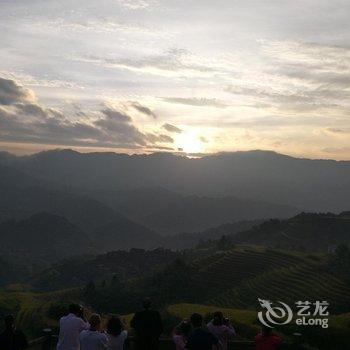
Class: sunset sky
0,0,350,159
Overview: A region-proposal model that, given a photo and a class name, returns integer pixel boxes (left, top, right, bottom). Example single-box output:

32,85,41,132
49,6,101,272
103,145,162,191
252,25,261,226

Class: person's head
107,316,123,337
4,315,15,331
212,311,224,326
190,313,203,328
69,304,82,316
142,297,152,310
89,314,102,331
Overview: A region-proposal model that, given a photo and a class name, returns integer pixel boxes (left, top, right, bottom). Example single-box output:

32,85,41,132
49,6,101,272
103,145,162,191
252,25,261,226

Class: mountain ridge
1,148,348,212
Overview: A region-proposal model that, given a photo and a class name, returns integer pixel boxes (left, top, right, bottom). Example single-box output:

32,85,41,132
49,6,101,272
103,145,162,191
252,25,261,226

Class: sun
176,132,203,154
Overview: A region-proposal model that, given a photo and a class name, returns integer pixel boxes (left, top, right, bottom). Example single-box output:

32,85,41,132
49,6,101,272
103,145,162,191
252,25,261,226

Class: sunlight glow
176,132,203,154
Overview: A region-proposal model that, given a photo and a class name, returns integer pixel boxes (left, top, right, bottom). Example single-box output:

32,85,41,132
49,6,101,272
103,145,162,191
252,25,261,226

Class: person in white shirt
57,304,90,350
106,316,128,350
79,314,108,350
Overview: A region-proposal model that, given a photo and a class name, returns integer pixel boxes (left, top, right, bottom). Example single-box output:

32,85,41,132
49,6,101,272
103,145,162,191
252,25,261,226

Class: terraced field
190,246,350,313
0,288,80,337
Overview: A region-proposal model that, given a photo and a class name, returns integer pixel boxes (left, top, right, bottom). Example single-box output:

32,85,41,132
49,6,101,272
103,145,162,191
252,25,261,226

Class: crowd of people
0,298,283,350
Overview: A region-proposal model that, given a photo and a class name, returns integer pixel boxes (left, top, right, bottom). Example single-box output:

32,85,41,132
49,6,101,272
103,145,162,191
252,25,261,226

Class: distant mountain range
0,148,349,263
0,150,301,237
1,149,349,212
90,187,296,234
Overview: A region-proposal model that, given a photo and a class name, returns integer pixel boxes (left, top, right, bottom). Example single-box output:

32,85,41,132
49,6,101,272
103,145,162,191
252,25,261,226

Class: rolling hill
230,212,350,251
30,248,180,291
0,162,130,232
90,187,297,235
0,213,89,261
90,219,161,252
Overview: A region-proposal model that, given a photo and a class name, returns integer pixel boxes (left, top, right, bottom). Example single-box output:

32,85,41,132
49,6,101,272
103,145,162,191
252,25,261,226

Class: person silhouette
207,311,236,350
172,319,191,350
57,304,90,350
0,315,28,350
106,316,128,350
79,314,108,350
186,313,219,350
130,298,163,350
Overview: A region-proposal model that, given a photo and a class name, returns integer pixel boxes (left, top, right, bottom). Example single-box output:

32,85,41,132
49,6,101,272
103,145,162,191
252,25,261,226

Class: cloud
162,97,228,108
146,133,173,143
95,108,148,146
0,77,35,105
77,48,224,78
162,123,182,133
129,101,157,119
117,0,156,10
0,77,174,150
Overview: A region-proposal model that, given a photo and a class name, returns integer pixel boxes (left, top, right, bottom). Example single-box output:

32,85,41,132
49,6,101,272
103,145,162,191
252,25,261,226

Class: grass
0,288,81,338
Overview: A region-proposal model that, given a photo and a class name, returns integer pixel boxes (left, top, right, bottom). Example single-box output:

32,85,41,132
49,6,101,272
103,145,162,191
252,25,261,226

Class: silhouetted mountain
90,187,182,221
91,187,297,235
0,213,88,260
3,149,349,212
163,220,262,249
162,220,262,249
230,212,350,251
30,248,180,291
0,163,43,189
141,194,297,234
0,163,138,232
91,218,161,252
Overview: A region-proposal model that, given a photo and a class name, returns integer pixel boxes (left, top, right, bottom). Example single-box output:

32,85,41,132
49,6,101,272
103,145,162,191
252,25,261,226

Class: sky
0,0,350,159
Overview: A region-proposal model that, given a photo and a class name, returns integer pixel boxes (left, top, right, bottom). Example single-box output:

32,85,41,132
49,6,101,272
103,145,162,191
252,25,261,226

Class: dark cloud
162,123,182,133
0,77,35,105
96,108,148,146
199,136,209,143
130,102,157,119
0,77,173,150
146,133,174,143
15,103,47,118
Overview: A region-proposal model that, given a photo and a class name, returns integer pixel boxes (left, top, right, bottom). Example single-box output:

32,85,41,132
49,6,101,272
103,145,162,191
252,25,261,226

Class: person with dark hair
172,319,191,350
207,311,236,350
0,315,28,350
106,316,127,350
255,325,282,350
130,298,163,350
79,314,108,350
186,313,220,350
57,304,90,350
